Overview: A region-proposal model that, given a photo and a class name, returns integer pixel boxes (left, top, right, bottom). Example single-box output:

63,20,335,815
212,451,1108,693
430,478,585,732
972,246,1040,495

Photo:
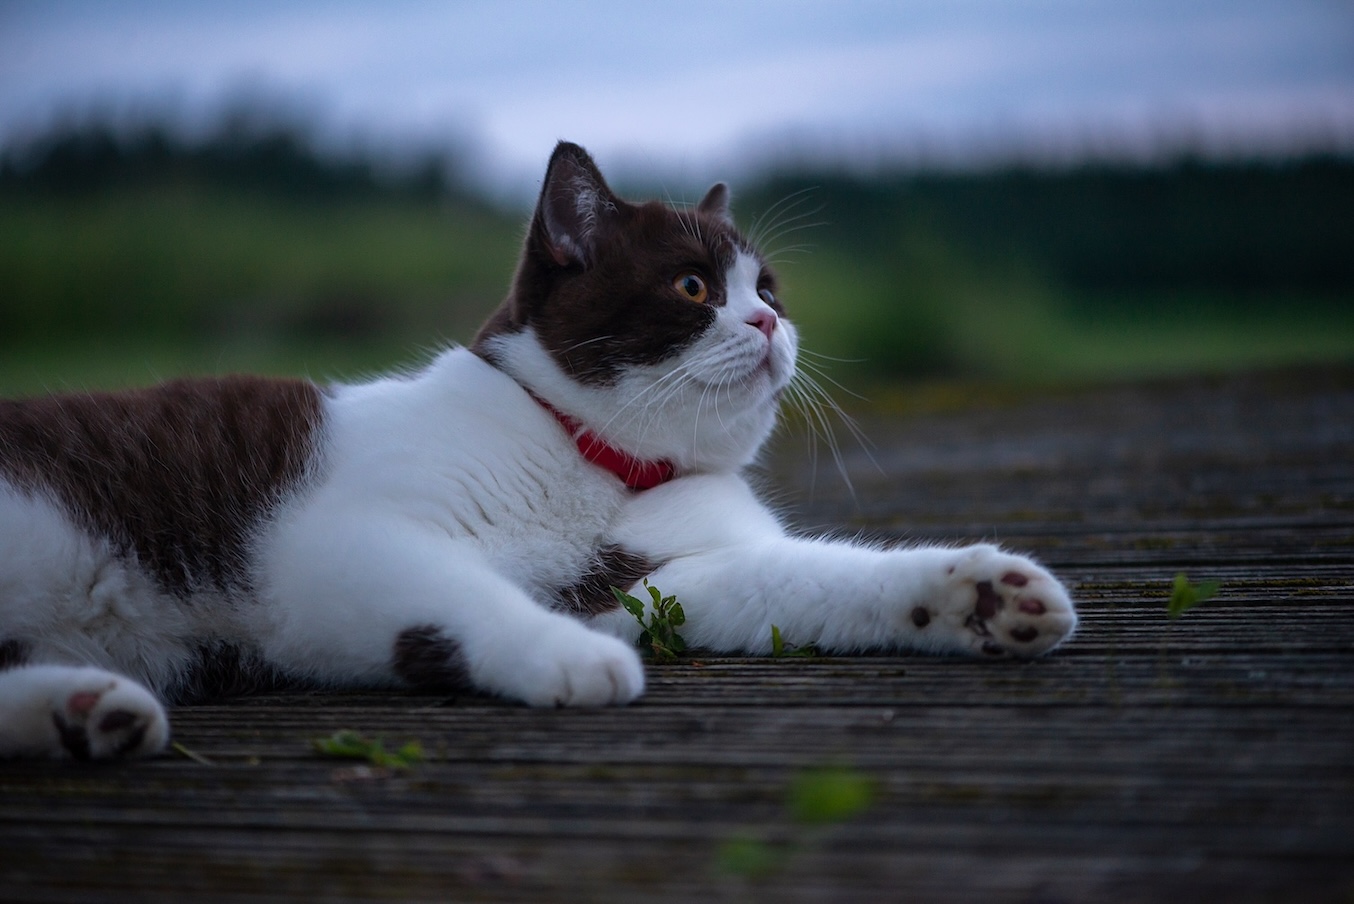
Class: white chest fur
279,349,629,601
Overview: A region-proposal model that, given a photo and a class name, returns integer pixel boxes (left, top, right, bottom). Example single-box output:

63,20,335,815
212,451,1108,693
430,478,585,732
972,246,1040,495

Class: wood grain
2,368,1351,902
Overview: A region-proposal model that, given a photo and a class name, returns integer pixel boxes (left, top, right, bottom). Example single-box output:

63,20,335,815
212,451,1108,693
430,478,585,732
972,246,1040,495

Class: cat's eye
758,288,777,307
674,273,709,304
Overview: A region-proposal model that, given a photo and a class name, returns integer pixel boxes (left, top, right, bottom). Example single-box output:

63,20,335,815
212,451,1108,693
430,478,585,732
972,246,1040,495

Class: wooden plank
2,368,1352,902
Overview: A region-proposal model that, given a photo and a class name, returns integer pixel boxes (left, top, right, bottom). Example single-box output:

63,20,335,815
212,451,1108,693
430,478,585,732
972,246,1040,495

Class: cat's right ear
534,142,620,268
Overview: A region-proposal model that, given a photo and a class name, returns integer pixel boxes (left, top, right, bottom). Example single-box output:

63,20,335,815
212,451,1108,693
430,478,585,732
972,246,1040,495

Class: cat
0,141,1076,760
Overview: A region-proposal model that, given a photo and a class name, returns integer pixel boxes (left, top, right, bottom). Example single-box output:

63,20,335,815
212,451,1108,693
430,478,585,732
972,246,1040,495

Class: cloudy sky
1,0,1351,194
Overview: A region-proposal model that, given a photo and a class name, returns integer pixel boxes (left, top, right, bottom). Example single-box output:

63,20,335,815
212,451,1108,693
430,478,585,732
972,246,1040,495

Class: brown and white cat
0,142,1076,760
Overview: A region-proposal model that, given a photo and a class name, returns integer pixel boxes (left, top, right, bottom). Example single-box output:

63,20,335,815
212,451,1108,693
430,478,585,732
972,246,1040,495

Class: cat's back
0,376,325,595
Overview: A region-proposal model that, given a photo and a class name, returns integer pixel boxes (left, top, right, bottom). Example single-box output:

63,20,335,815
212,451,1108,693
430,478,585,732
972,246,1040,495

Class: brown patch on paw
393,625,471,692
910,607,931,628
1010,626,1039,643
1000,571,1029,587
965,613,992,637
51,713,91,761
1018,598,1047,615
975,581,1003,619
97,710,138,733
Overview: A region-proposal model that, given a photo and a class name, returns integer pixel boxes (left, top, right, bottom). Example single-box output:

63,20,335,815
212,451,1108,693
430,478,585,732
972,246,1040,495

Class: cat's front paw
925,545,1076,657
47,667,169,760
504,627,646,707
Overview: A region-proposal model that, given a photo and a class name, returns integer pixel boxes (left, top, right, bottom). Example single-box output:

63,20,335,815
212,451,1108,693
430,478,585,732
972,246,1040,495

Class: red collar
533,395,676,491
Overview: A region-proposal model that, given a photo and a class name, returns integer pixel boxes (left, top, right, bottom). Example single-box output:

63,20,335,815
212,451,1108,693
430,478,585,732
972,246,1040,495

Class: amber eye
674,273,709,304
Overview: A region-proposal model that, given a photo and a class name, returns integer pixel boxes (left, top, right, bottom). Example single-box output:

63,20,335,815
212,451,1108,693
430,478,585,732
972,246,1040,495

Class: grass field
2,174,1351,398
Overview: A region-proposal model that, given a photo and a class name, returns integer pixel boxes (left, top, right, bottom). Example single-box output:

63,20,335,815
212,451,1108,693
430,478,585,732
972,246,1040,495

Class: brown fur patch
392,625,471,692
552,544,656,618
0,376,324,596
0,638,30,671
173,642,297,704
472,141,780,386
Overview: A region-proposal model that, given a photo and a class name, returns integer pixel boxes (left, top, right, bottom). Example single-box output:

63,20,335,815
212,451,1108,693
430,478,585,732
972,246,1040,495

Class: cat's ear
534,142,620,268
697,182,733,226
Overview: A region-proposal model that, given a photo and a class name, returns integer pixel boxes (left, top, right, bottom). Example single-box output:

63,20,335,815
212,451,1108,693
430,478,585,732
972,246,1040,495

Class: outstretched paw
931,546,1077,657
48,668,169,760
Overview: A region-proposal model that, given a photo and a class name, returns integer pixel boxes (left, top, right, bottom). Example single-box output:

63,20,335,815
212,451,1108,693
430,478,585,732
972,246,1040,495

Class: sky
1,0,1351,196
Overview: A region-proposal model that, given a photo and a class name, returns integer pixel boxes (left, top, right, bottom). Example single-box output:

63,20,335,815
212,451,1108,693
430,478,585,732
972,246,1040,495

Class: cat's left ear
697,182,733,226
535,141,621,268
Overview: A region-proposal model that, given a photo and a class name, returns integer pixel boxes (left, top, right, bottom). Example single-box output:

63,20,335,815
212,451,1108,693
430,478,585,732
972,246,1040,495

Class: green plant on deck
717,766,875,879
1168,573,1220,619
770,624,818,658
312,730,424,769
612,580,686,663
1157,573,1222,690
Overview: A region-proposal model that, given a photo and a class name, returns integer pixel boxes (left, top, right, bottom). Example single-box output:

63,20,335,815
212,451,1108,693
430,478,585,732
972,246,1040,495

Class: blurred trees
2,114,1351,387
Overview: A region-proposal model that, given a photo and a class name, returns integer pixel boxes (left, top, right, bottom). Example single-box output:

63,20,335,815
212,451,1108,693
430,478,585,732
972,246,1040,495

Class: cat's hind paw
47,667,169,760
931,545,1077,657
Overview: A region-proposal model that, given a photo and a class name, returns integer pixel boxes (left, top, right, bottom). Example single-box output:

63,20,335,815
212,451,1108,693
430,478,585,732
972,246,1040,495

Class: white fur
0,251,1075,759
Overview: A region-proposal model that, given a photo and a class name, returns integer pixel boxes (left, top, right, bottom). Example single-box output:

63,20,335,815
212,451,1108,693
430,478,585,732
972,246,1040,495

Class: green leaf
394,741,425,765
769,624,818,658
313,730,422,769
716,834,783,878
1168,573,1220,619
613,580,689,662
788,767,874,825
313,729,368,757
612,586,645,620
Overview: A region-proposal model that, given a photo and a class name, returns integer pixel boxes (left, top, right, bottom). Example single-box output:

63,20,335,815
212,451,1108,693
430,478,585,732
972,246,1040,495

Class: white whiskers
781,349,876,498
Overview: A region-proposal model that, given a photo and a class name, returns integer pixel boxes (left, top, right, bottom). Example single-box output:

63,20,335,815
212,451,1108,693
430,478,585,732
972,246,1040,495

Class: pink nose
747,309,777,341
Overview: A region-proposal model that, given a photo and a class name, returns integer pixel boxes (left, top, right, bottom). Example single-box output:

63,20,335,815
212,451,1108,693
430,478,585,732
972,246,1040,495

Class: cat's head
474,141,798,474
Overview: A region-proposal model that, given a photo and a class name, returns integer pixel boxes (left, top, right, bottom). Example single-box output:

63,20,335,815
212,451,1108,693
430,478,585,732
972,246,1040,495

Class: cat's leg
263,519,644,706
600,474,1076,657
0,665,169,760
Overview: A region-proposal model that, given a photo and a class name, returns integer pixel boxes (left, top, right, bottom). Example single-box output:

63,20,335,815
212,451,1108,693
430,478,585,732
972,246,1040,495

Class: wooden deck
3,367,1352,902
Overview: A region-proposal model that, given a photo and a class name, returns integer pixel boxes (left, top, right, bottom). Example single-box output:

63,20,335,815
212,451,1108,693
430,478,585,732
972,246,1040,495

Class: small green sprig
788,766,876,825
770,624,818,658
717,765,875,879
312,730,424,770
1167,573,1220,619
612,580,686,663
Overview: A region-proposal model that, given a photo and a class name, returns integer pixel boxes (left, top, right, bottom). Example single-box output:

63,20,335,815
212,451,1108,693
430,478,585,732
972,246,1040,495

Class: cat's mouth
727,346,792,397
